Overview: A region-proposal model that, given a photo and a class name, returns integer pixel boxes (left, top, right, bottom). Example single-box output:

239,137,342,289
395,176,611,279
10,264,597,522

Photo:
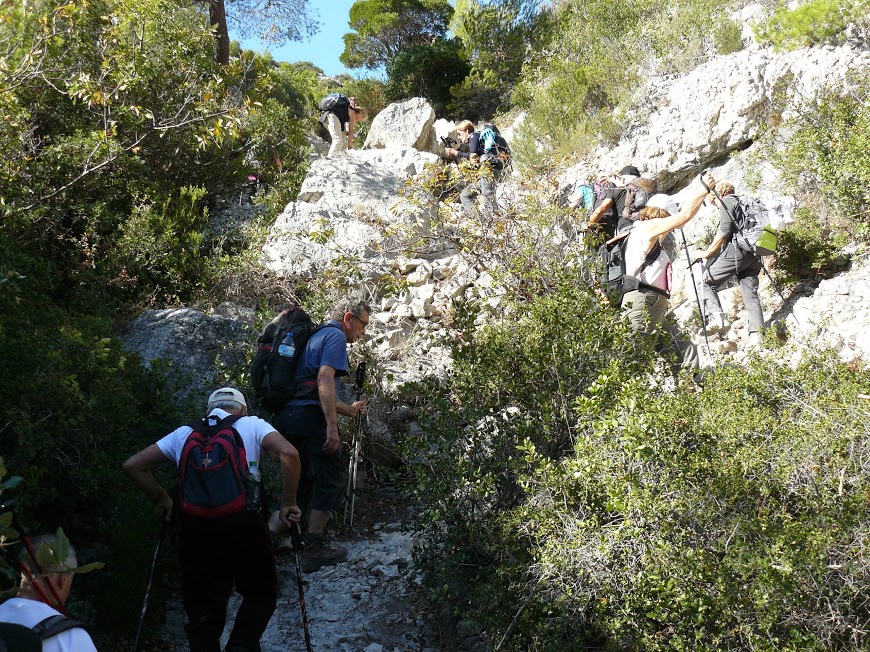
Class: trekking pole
679,228,711,358
343,362,367,530
132,520,168,652
699,173,796,323
290,524,314,652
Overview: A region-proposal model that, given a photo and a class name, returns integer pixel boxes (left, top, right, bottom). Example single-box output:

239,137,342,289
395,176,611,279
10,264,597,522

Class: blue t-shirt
290,321,348,406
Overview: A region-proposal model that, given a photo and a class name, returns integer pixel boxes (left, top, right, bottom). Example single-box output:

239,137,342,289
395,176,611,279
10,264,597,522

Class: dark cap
619,165,641,177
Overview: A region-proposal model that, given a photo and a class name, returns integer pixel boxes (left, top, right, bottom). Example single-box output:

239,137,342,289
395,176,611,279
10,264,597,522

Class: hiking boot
746,332,762,351
700,312,729,336
300,535,348,572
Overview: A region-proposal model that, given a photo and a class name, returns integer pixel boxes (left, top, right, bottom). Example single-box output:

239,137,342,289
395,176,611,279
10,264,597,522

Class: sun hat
207,387,247,409
646,193,679,216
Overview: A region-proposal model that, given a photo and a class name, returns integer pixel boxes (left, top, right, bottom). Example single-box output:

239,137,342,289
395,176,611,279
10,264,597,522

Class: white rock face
297,154,405,220
263,201,382,277
563,43,870,192
363,98,436,152
352,146,440,178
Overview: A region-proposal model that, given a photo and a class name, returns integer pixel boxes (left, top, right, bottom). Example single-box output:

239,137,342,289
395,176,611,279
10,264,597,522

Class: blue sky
234,0,366,78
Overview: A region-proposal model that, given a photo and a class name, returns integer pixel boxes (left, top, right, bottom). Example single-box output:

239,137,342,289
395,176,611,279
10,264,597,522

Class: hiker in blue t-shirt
272,298,370,572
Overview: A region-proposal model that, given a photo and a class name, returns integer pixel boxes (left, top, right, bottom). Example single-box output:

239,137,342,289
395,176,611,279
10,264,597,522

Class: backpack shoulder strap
31,614,86,640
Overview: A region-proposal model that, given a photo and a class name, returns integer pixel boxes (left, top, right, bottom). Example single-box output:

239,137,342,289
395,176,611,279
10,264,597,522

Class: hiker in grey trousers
695,182,764,340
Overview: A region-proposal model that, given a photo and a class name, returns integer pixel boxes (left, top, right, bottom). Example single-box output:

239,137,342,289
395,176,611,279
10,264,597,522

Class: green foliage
758,70,870,279
450,0,549,119
510,0,732,161
407,295,870,649
113,186,212,303
341,0,454,70
754,0,869,51
385,38,470,115
713,16,744,54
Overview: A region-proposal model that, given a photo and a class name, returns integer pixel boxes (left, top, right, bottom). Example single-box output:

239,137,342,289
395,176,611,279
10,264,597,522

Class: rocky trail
153,491,459,652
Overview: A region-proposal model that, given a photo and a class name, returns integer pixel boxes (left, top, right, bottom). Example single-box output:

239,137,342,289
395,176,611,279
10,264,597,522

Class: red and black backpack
178,414,248,518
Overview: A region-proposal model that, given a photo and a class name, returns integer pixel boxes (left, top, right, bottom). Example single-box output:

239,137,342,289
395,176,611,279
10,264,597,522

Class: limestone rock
263,201,381,278
363,98,436,152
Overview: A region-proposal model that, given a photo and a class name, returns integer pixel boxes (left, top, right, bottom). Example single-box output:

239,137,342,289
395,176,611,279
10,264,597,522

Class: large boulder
363,98,436,152
297,154,405,220
120,308,251,403
352,147,440,178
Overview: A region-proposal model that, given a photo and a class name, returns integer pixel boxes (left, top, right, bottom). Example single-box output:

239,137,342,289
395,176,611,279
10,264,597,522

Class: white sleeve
155,426,192,466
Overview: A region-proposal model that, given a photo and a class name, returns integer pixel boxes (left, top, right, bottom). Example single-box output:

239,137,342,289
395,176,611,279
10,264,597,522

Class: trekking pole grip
354,361,367,400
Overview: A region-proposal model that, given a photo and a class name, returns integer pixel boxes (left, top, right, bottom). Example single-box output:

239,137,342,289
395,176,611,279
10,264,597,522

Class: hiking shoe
700,312,729,335
300,536,348,572
746,332,762,351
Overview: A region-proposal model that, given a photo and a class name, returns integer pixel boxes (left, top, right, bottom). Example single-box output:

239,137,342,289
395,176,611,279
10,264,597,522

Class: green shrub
754,0,869,51
713,16,744,54
757,70,870,279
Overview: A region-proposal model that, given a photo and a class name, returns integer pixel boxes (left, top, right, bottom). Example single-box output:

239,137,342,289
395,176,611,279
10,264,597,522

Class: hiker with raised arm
614,177,712,372
272,298,369,572
695,181,765,347
123,387,301,652
0,530,99,652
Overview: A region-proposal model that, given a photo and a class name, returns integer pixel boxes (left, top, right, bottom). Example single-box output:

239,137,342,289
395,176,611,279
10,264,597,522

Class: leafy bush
406,278,870,650
757,70,870,279
754,0,869,51
385,38,471,116
713,16,744,54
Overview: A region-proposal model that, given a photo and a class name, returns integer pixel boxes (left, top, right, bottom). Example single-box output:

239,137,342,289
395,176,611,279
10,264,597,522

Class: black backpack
317,93,350,112
599,228,667,303
250,306,327,413
724,195,776,256
0,616,88,651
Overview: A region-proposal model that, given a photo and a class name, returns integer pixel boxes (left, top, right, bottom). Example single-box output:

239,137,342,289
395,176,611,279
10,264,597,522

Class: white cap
646,193,679,216
207,387,247,409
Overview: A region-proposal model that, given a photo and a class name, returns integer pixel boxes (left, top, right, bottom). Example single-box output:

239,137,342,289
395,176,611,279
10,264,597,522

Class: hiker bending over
320,96,366,157
0,532,99,652
272,298,369,572
581,165,648,239
123,387,301,652
695,181,764,345
617,178,712,371
444,120,509,214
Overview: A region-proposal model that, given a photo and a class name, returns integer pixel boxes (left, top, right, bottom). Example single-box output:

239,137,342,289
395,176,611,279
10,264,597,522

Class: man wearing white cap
123,387,301,652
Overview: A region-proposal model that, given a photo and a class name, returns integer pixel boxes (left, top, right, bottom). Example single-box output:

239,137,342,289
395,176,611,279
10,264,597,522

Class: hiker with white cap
617,177,712,371
123,387,302,652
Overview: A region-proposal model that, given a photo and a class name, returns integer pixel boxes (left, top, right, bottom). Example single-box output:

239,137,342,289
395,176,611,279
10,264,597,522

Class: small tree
340,0,454,71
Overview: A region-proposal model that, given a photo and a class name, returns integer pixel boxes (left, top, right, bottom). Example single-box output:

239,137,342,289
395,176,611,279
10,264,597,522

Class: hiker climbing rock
444,120,511,214
695,181,765,346
612,178,712,372
271,298,370,572
580,165,647,239
0,531,99,652
318,93,366,157
123,387,302,652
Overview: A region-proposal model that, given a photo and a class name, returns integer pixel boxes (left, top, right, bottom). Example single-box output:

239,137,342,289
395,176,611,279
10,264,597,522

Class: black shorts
272,404,345,513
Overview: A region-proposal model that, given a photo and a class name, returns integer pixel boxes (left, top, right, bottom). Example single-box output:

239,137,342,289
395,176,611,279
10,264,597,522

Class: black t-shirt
597,187,628,236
